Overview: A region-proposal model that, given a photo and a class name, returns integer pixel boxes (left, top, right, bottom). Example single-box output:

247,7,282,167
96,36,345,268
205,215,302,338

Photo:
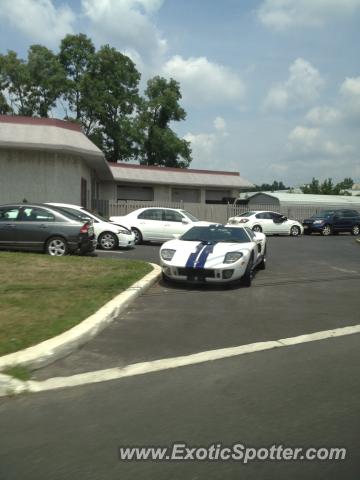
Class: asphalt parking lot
2,234,360,480
34,234,360,379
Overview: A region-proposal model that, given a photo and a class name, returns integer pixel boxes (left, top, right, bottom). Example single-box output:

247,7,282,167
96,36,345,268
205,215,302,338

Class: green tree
0,50,33,115
59,33,96,128
301,177,354,195
83,45,141,162
301,178,321,194
0,92,11,114
139,76,192,168
336,177,354,191
27,45,66,117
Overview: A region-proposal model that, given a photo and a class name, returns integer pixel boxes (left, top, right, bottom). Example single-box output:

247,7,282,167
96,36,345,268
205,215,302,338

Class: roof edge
0,115,82,132
109,162,240,176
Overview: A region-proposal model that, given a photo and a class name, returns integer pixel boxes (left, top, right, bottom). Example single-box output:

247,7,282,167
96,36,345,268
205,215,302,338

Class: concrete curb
0,263,161,376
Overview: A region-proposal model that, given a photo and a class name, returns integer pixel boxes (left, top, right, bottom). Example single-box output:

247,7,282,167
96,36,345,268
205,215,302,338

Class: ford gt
160,224,266,287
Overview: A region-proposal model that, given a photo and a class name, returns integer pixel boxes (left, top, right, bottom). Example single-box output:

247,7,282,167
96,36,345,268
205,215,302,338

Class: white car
110,207,212,244
160,224,266,287
227,210,303,236
47,203,135,250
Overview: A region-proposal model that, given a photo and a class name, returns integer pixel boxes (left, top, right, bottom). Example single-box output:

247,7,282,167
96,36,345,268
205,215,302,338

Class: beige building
101,163,253,204
0,116,253,207
0,116,112,207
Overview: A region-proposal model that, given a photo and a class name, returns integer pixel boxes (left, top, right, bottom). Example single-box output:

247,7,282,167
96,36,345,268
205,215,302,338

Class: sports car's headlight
313,220,324,224
224,251,244,263
117,228,131,235
161,249,176,261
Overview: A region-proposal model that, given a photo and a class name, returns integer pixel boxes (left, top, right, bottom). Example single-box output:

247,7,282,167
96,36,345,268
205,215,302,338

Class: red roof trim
108,162,240,176
0,115,82,132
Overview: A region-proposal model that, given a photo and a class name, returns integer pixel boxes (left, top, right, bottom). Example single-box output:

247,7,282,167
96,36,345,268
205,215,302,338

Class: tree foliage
59,33,95,127
139,76,192,167
301,177,354,195
0,35,190,167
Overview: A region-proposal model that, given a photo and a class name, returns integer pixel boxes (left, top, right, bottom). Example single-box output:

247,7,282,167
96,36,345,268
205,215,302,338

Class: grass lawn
0,252,152,356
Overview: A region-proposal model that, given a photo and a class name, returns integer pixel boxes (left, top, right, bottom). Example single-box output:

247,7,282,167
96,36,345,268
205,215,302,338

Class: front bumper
118,233,136,248
161,263,247,283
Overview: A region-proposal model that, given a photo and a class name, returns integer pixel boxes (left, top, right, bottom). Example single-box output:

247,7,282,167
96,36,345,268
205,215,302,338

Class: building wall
99,182,241,204
0,149,93,205
248,194,279,206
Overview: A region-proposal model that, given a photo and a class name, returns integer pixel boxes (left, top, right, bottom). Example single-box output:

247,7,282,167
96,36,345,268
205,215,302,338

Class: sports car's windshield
181,226,251,243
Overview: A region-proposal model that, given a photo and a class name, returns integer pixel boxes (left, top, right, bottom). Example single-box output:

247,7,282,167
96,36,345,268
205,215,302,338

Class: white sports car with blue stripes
160,224,266,287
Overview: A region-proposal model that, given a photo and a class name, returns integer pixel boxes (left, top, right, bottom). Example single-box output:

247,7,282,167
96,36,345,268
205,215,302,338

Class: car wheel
351,224,360,236
98,232,118,250
241,254,254,287
290,225,301,236
132,228,143,245
258,247,267,270
45,236,68,256
320,224,332,236
252,225,262,233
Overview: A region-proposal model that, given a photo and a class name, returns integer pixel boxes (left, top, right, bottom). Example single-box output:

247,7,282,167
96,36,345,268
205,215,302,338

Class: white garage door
117,185,154,201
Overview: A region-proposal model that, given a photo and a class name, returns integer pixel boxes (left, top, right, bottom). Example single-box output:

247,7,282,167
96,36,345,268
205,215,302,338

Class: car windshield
310,210,336,219
238,211,255,217
181,210,200,222
181,226,251,243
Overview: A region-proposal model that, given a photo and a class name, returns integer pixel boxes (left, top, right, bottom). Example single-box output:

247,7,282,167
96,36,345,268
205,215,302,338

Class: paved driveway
34,235,360,379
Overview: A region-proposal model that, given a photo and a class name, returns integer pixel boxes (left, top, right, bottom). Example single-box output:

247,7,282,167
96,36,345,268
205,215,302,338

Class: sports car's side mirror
182,219,189,224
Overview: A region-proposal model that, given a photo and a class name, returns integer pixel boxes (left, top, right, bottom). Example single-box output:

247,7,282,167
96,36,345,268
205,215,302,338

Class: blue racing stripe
185,242,205,268
194,242,216,269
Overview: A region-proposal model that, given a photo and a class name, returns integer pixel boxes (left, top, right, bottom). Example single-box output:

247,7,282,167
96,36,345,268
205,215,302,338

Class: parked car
109,208,212,244
160,224,266,287
0,203,97,256
47,203,135,250
302,209,360,236
227,211,303,236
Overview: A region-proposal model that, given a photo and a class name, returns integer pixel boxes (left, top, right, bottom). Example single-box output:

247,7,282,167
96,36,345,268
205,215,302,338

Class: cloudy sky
1,0,360,186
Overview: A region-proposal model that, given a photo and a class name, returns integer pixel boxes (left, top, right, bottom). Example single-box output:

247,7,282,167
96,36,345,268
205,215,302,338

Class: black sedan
0,203,97,256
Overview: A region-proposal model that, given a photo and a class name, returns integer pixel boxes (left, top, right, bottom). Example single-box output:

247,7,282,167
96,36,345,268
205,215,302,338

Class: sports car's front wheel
241,255,253,287
258,247,267,270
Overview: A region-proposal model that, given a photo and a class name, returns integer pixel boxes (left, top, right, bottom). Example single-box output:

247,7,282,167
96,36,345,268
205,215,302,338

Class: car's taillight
80,223,90,234
239,218,249,223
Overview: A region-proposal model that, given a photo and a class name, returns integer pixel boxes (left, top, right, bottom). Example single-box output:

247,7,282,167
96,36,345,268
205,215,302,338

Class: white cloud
184,132,216,160
257,0,360,31
0,0,75,44
82,0,167,69
288,125,353,156
264,58,324,110
288,126,320,147
213,116,227,132
162,55,245,104
305,106,342,125
340,76,360,117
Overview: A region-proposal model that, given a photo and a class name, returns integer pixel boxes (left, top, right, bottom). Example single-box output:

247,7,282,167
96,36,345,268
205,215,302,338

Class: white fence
91,199,352,224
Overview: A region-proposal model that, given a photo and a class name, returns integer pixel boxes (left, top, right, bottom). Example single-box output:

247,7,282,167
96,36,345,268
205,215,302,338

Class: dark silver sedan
0,203,97,256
